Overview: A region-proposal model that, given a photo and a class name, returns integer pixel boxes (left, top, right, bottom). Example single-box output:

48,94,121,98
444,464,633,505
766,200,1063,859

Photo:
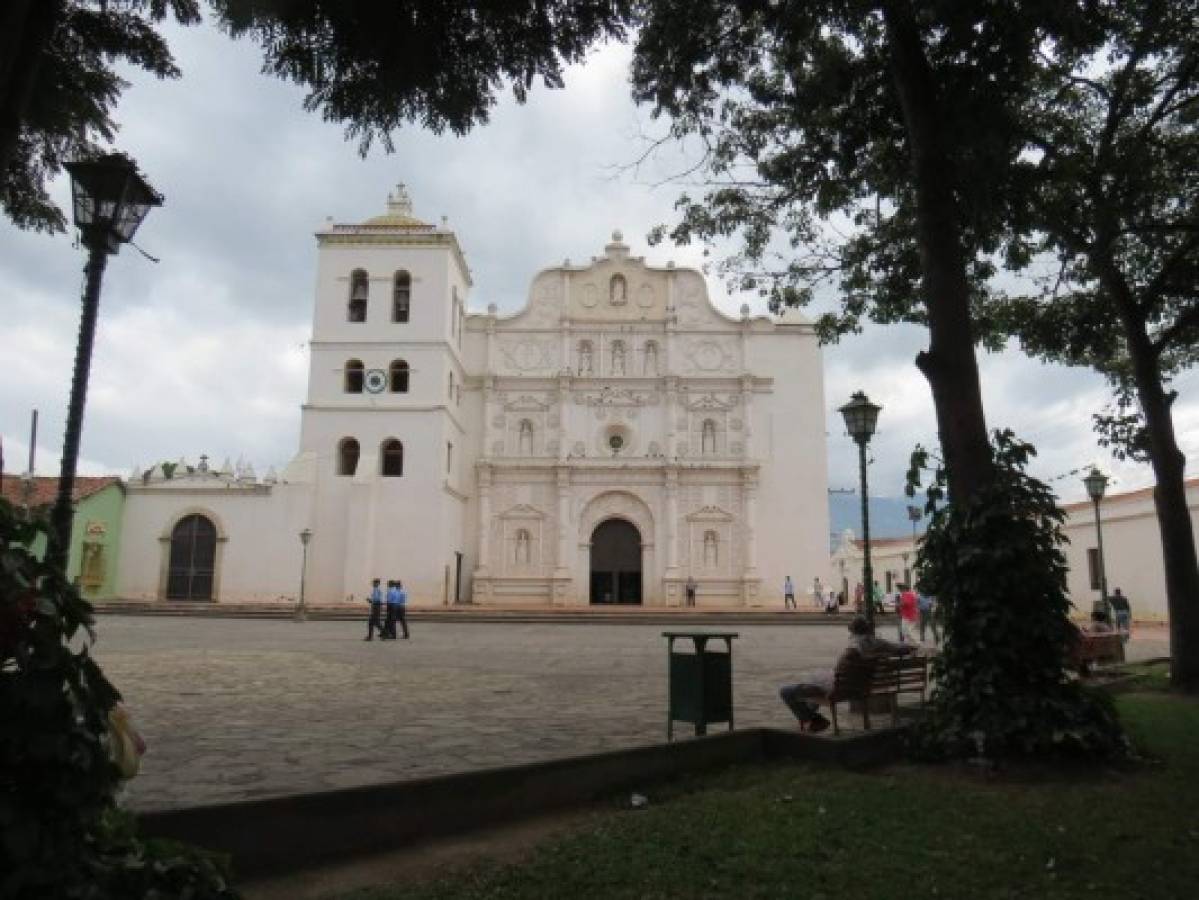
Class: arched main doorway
166,514,217,600
590,518,642,605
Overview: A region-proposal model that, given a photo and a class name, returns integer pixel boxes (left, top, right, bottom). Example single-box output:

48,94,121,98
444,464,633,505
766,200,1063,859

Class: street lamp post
839,391,882,628
906,504,921,546
297,528,313,621
48,154,162,572
1083,467,1110,619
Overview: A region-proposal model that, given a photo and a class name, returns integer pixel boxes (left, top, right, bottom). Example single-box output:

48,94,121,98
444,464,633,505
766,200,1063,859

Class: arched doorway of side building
590,518,642,605
166,513,217,600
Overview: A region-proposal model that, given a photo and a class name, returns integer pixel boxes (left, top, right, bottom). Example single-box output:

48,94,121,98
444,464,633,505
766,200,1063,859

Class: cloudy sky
3,17,1195,509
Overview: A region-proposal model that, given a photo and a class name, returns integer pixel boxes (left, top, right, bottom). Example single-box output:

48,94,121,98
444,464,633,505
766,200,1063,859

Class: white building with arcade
115,187,831,607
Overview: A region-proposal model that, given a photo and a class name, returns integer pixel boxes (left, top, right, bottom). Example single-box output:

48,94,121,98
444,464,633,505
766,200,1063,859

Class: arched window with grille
338,438,360,476
389,360,409,393
344,359,364,393
348,269,368,322
381,439,404,477
393,271,411,322
166,514,217,600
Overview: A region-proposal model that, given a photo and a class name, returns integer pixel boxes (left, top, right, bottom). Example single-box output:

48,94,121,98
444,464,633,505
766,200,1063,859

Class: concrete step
92,598,892,626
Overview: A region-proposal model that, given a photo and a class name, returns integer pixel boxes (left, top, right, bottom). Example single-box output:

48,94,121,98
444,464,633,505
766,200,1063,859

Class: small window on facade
451,287,459,338
389,360,409,393
344,359,365,393
348,270,368,322
381,439,404,477
701,419,717,455
446,441,453,474
338,438,360,476
393,271,411,323
448,371,454,400
1087,548,1101,590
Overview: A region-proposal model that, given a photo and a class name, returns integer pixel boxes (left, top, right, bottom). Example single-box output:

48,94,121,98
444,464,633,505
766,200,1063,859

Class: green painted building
1,476,126,599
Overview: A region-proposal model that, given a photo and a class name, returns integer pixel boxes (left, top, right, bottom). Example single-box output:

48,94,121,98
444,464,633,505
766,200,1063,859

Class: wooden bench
1069,631,1126,672
825,653,929,735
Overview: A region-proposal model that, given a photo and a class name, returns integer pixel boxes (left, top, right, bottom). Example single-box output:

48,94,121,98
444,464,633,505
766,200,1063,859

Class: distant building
114,186,831,607
1,475,125,598
832,478,1199,622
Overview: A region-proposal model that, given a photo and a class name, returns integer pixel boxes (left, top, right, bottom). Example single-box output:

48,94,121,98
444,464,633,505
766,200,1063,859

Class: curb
140,726,907,881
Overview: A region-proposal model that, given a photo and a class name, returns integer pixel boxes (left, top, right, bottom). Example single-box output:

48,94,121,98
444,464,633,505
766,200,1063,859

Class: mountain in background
828,492,926,550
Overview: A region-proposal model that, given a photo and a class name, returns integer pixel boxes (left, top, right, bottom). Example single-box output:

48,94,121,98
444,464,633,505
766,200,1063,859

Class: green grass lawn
336,693,1199,900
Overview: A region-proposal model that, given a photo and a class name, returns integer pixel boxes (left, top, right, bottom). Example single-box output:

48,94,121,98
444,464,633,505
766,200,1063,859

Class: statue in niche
643,341,659,375
701,419,718,455
610,274,628,305
703,530,719,567
518,419,534,455
515,529,532,565
578,340,594,375
611,340,627,376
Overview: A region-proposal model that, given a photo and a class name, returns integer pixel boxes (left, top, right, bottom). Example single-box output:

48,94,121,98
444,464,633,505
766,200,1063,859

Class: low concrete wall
141,726,903,881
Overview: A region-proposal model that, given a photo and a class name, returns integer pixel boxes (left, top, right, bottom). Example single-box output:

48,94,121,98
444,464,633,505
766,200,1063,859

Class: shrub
0,498,238,898
907,432,1129,761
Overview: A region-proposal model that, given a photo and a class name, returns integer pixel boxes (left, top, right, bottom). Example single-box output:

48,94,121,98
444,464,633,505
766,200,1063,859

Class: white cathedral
115,187,831,607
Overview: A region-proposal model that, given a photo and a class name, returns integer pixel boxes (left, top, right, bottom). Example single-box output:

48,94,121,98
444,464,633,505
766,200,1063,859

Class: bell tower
295,185,473,604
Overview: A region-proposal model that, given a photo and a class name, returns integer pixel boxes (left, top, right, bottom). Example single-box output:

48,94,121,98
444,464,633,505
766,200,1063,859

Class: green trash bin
663,632,738,740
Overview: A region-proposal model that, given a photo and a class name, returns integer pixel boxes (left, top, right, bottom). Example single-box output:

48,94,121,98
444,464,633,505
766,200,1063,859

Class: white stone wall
116,196,831,608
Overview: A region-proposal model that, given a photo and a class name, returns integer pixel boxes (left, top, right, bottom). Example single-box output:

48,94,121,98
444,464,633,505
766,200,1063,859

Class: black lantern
65,154,162,253
841,391,882,627
47,154,162,572
1083,467,1110,617
839,391,882,445
1083,467,1108,503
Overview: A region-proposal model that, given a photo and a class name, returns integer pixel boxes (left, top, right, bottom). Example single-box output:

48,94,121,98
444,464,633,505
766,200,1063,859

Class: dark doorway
454,551,463,604
166,514,216,600
590,518,642,605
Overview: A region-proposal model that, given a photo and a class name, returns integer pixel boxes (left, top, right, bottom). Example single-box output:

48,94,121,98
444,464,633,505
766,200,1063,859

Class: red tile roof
0,475,122,509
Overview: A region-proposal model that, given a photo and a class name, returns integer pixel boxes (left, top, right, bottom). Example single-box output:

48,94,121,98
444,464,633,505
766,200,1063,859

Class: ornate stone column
665,467,679,572
742,467,759,576
740,374,755,460
476,463,493,574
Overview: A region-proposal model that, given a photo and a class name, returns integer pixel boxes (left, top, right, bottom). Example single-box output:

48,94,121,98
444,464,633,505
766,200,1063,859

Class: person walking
1109,588,1132,642
898,584,919,643
811,577,824,611
386,579,410,639
395,577,414,642
364,578,385,641
382,580,398,639
783,575,796,610
917,589,939,644
685,575,697,608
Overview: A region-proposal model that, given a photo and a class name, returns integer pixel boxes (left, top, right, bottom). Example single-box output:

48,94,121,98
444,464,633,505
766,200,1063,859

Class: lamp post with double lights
839,391,882,628
48,154,162,571
1083,467,1110,618
297,528,313,621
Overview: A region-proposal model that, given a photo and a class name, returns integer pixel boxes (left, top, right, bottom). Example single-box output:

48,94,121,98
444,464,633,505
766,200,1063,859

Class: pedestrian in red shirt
898,585,919,644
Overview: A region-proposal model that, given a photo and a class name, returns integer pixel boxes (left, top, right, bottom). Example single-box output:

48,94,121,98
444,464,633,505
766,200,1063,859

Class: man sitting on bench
779,616,914,733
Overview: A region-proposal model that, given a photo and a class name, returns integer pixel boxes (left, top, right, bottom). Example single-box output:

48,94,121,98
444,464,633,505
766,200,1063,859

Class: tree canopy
0,0,632,233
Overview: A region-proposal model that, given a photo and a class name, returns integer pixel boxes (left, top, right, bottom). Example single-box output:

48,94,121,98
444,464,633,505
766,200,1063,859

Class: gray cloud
1,19,1193,509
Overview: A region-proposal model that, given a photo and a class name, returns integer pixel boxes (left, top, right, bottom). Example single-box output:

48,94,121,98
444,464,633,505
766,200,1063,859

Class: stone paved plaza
92,615,1169,811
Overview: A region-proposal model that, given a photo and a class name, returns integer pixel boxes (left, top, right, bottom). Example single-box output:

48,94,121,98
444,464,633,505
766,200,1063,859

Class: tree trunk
0,0,62,183
1121,312,1199,691
883,3,994,502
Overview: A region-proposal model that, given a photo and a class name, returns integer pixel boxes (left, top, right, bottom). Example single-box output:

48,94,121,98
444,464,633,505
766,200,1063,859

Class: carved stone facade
115,192,829,608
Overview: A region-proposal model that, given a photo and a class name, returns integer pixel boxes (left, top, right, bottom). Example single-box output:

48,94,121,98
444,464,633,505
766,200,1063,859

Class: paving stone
92,616,1169,811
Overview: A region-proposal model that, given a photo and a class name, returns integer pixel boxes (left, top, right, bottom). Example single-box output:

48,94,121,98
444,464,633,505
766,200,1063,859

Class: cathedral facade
115,188,830,607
